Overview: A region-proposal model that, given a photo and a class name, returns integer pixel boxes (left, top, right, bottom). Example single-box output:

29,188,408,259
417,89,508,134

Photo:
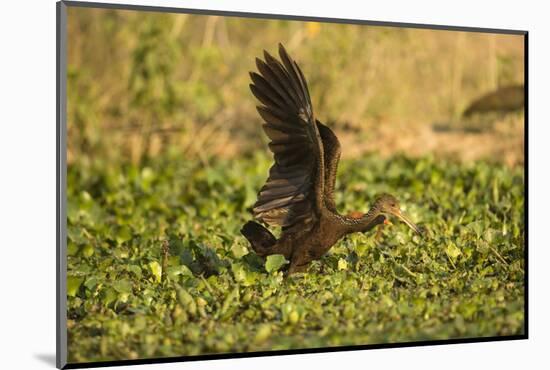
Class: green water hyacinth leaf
101,287,117,307
167,265,193,280
116,226,132,245
112,279,132,294
446,243,462,259
253,324,272,343
220,287,240,318
338,258,348,271
231,242,249,259
126,264,142,277
231,263,259,286
67,276,84,297
84,276,99,291
265,254,288,273
177,288,197,317
148,261,162,283
81,244,94,257
467,221,483,239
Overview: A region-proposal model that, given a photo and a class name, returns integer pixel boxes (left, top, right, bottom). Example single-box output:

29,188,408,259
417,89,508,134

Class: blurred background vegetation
67,7,524,168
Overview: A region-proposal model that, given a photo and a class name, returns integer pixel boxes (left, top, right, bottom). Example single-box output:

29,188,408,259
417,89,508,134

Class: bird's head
372,194,421,234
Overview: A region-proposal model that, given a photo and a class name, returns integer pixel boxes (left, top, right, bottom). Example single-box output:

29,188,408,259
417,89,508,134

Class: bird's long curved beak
391,210,421,235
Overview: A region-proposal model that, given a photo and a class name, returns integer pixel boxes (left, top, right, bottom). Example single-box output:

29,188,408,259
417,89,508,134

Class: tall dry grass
66,7,524,166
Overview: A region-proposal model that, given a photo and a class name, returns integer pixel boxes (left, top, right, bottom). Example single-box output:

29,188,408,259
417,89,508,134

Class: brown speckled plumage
241,44,420,275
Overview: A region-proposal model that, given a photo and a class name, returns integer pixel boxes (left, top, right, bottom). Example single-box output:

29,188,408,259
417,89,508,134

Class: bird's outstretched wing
250,44,326,228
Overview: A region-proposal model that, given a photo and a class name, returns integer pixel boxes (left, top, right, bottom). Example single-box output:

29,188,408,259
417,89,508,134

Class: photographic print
58,1,526,367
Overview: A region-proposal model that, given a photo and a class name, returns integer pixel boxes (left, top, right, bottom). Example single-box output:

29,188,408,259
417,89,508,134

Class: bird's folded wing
250,44,325,228
316,120,342,213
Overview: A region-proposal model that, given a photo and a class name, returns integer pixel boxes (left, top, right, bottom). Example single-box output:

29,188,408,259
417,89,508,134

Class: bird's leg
264,236,294,260
287,261,310,275
375,225,383,241
375,218,392,241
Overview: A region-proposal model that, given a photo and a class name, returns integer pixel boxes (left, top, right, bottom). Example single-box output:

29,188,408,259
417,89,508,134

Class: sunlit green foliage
67,153,524,362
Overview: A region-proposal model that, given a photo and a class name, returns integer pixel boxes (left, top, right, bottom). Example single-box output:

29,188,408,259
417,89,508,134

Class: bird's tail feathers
240,221,276,257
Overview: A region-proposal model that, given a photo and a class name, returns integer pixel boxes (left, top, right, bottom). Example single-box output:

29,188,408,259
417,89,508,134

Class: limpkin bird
241,44,421,274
